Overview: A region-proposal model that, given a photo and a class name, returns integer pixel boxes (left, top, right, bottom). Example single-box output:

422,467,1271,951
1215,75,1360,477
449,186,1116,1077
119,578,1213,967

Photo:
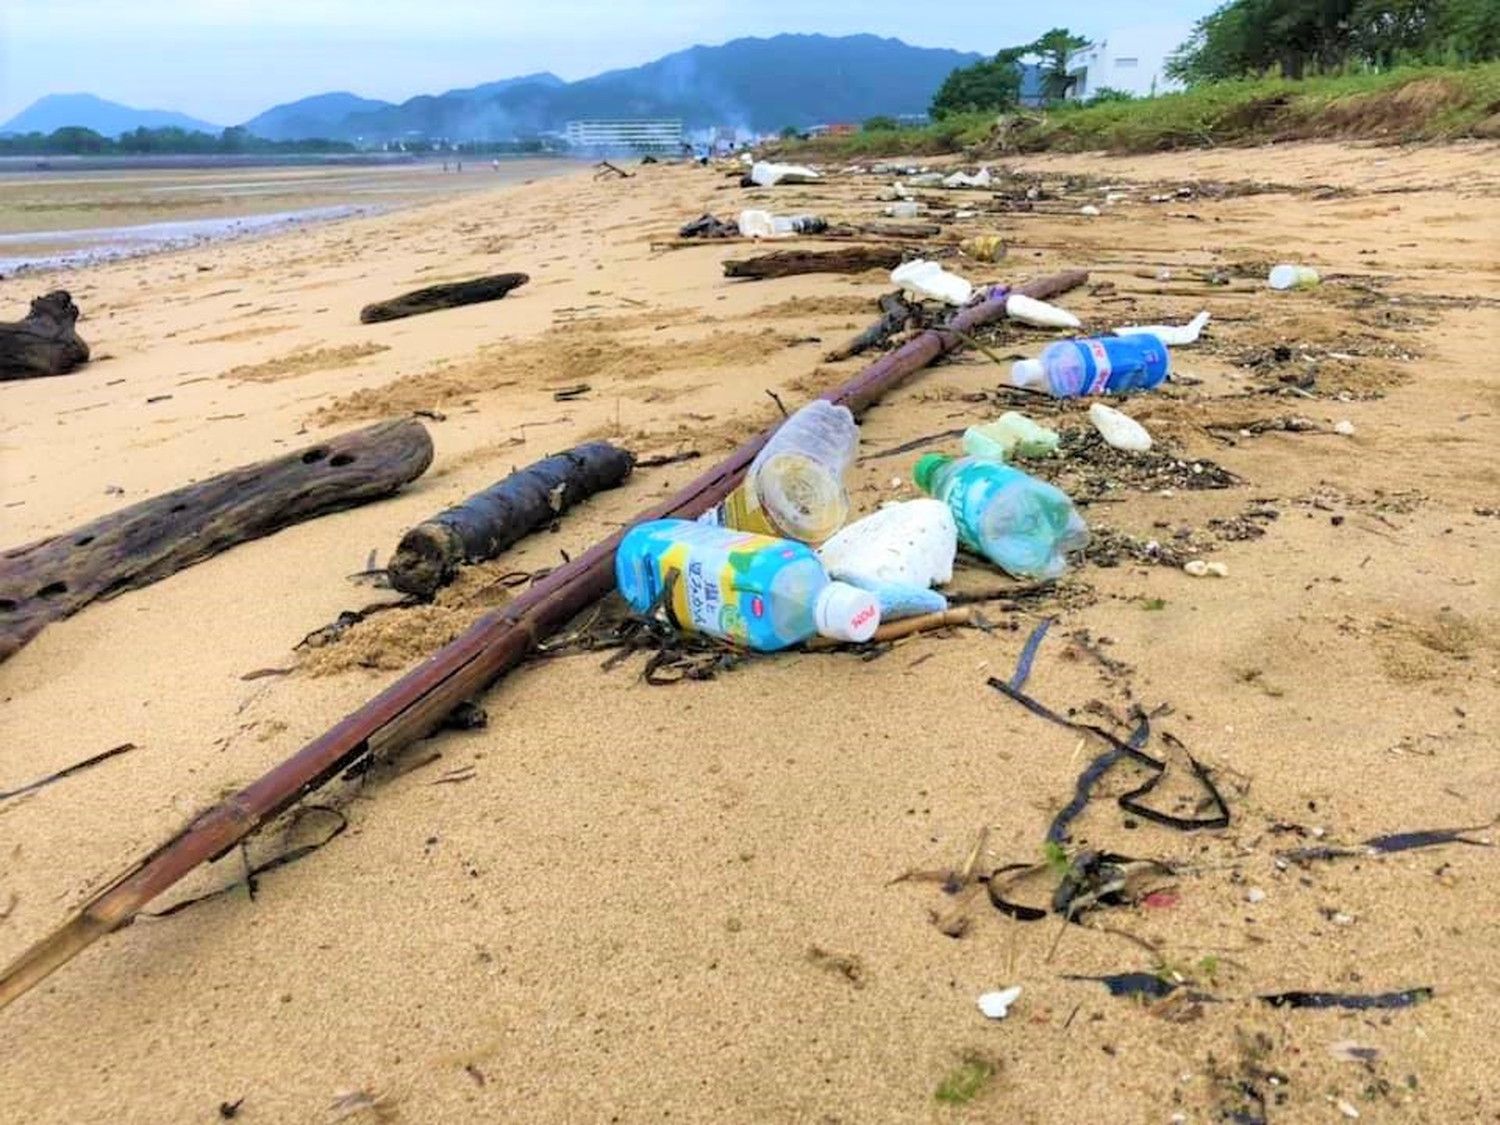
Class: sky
0,1,1214,124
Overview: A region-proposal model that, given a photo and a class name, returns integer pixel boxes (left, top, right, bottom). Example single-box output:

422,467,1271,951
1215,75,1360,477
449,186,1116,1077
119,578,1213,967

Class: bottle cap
1009,358,1047,391
814,581,881,643
912,453,951,495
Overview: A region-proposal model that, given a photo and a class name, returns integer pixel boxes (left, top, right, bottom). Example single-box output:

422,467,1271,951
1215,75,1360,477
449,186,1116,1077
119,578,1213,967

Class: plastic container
1268,264,1320,290
885,201,923,219
963,413,1060,462
891,259,974,305
737,210,828,239
1088,402,1152,451
749,162,820,187
914,455,1089,580
1010,334,1170,398
961,234,1007,262
1116,311,1210,346
702,399,858,543
1005,293,1081,329
616,520,879,650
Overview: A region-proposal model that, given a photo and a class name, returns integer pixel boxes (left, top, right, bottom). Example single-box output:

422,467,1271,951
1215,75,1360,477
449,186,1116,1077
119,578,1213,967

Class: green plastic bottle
913,454,1089,580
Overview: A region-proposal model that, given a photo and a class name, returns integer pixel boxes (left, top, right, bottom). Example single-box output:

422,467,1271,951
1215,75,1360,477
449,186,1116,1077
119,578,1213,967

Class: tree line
0,125,355,156
929,1,1500,119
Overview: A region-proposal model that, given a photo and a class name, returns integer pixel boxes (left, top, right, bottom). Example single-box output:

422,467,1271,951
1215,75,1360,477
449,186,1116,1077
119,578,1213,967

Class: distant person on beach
492,159,500,171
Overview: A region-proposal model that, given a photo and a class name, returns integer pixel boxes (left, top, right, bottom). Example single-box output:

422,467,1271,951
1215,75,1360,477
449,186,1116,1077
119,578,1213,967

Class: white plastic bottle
891,259,973,305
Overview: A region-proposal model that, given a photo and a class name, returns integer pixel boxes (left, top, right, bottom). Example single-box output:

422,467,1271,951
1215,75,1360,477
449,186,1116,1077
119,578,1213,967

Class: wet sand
1,141,1499,1123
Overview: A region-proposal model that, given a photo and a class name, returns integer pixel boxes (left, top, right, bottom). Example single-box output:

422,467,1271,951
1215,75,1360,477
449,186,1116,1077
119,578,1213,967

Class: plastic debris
1012,335,1170,397
1005,292,1081,329
1336,1098,1361,1119
818,499,957,589
884,201,923,219
749,161,820,187
963,413,1061,462
1247,887,1267,904
891,259,974,306
840,577,948,621
1259,988,1432,1011
1088,403,1153,452
905,172,945,187
976,985,1022,1019
737,210,827,239
943,167,993,189
1063,972,1176,999
1080,205,1101,217
1116,311,1211,347
1184,560,1229,578
960,234,1007,262
1333,419,1355,436
1268,264,1320,290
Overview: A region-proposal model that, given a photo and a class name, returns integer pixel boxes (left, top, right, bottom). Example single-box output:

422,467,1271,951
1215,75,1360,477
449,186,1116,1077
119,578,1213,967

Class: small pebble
977,985,1023,1020
1334,420,1355,436
889,476,903,489
1331,911,1355,926
1247,887,1267,904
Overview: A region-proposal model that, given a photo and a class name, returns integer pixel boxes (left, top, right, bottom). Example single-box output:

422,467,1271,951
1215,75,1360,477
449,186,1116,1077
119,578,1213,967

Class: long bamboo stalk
0,269,1086,1013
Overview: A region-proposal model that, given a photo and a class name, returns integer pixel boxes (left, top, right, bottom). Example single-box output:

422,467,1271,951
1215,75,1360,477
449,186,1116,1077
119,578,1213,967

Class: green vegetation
1171,0,1500,84
930,27,1090,119
0,125,355,156
862,115,899,132
1032,28,1091,101
784,62,1500,157
934,1054,996,1105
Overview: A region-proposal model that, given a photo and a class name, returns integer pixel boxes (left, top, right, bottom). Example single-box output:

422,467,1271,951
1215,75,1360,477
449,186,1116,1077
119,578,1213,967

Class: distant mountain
1,93,220,137
440,72,565,100
296,35,985,142
242,92,394,141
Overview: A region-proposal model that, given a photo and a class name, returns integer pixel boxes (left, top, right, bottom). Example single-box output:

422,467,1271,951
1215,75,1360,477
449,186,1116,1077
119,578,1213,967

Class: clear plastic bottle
913,454,1089,580
738,210,828,238
1010,334,1170,398
703,400,858,543
615,520,879,650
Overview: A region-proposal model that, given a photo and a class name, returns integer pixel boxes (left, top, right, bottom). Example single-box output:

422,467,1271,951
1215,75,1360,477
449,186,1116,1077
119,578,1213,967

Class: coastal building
563,118,683,153
1065,27,1190,100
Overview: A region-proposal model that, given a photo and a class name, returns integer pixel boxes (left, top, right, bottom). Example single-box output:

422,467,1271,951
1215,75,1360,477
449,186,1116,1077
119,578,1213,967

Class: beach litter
976,985,1022,1019
1268,264,1321,290
678,213,739,239
960,234,1007,263
892,259,973,306
1088,403,1154,452
944,167,993,189
963,414,1060,462
1011,334,1170,397
1005,292,1080,329
748,161,820,187
1116,310,1211,346
1183,560,1230,577
736,209,828,239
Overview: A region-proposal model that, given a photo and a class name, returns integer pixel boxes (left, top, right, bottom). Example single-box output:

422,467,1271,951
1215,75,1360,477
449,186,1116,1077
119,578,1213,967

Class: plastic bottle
913,455,1089,580
702,399,858,543
1010,334,1170,398
615,520,879,650
1268,264,1320,290
738,210,828,239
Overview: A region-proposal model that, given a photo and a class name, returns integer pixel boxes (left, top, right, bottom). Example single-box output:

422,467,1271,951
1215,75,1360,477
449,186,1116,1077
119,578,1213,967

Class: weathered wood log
857,222,945,239
722,246,905,281
0,418,433,662
359,273,529,325
0,291,90,380
388,442,635,600
824,290,918,362
0,270,1089,1013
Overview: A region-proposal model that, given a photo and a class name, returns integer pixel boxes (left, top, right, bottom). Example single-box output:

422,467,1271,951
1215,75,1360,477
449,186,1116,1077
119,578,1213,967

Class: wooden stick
0,419,433,662
807,608,978,650
723,246,903,280
359,273,529,324
0,269,1087,1013
388,442,635,600
0,291,90,380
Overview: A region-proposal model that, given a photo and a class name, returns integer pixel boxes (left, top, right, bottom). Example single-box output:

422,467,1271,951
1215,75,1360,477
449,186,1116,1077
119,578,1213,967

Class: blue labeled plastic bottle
615,520,879,651
913,455,1089,580
1010,334,1170,398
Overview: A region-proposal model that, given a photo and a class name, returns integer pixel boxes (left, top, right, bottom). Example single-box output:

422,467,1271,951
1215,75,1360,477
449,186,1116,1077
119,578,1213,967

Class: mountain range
2,35,983,142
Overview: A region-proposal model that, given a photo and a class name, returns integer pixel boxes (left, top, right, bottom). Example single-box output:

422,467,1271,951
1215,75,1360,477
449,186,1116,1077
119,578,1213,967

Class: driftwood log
0,418,433,661
857,222,945,239
0,271,1089,1013
723,246,904,281
0,291,90,380
825,290,919,362
359,273,529,325
389,442,635,600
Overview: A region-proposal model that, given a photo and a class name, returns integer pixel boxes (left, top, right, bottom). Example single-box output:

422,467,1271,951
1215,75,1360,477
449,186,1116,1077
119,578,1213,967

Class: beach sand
1,141,1498,1123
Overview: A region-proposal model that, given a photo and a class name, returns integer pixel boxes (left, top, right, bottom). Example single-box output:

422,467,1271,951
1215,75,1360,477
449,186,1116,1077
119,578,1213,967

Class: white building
1066,27,1190,100
564,119,683,153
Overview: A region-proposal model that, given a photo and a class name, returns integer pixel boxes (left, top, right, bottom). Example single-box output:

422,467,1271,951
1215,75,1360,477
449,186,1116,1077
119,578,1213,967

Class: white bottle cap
1010,358,1047,391
813,581,881,643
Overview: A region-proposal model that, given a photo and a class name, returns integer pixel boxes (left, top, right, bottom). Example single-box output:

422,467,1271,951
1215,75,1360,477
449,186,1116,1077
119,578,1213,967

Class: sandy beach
2,139,1499,1124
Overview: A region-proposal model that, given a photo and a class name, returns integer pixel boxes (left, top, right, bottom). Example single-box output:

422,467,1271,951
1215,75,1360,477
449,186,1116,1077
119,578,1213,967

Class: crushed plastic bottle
891,259,973,305
1010,335,1170,398
943,167,993,189
963,413,1060,462
914,455,1089,580
616,520,879,650
749,162,820,187
703,399,858,544
1115,311,1210,346
1268,264,1320,290
961,234,1007,262
737,210,828,239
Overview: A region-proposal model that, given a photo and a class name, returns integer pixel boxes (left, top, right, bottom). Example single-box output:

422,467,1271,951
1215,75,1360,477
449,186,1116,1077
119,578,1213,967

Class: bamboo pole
0,268,1087,1013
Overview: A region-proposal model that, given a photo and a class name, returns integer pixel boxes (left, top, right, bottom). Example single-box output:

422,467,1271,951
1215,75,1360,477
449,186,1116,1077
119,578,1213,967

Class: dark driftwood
857,222,945,239
722,246,904,281
0,291,90,380
825,290,919,362
359,273,529,324
388,442,635,599
0,418,433,661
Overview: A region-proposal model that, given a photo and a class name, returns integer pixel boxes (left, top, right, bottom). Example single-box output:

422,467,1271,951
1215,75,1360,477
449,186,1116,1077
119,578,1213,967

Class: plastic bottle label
704,481,780,537
1082,339,1113,395
633,523,790,643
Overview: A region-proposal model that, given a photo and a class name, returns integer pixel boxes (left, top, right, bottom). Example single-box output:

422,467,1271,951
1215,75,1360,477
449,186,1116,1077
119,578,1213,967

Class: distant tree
779,125,799,139
44,126,108,154
930,48,1026,119
1031,28,1091,101
862,115,899,131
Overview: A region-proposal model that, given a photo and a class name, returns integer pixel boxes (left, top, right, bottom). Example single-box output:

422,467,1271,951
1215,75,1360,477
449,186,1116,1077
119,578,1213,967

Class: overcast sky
0,1,1213,124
